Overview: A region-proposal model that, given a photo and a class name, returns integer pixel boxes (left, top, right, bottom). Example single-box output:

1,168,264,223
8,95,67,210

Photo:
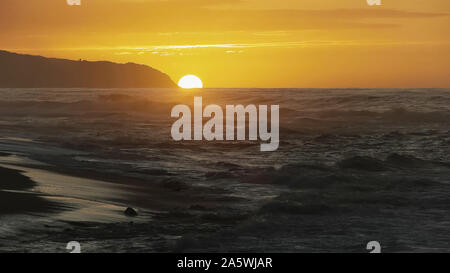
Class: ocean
0,88,449,252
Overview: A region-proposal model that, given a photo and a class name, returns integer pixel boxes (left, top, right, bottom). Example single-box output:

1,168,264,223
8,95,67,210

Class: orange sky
1,0,449,88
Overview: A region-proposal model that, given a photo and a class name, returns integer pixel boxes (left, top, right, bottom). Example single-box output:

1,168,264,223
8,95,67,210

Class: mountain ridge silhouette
0,50,177,88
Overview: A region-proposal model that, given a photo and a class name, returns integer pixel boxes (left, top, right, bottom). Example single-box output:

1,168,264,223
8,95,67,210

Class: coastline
0,166,61,216
0,145,249,252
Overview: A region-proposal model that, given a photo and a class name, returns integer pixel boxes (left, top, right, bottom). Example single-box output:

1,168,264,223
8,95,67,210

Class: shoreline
0,166,61,216
0,152,249,253
0,148,247,223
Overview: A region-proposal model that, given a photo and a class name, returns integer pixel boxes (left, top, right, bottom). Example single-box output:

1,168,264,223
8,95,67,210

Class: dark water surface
0,88,449,252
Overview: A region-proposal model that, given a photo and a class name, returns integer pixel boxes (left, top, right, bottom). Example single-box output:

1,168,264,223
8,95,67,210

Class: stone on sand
124,207,138,217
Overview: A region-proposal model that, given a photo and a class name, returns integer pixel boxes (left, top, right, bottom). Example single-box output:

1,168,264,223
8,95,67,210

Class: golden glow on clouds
1,0,449,88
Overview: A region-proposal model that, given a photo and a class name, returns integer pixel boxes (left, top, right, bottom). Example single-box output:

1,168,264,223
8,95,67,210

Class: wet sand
0,152,247,253
0,166,60,215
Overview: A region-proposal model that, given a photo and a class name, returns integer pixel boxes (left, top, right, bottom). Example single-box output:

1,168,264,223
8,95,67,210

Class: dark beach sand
0,155,246,252
0,166,60,215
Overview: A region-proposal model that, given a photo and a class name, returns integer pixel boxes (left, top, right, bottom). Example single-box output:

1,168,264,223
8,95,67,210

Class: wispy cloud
12,40,448,54
153,44,233,49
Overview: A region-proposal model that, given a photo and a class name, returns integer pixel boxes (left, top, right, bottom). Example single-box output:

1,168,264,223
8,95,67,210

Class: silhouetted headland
0,50,177,88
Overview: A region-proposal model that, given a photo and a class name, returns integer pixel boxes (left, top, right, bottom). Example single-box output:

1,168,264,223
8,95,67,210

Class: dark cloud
0,0,447,35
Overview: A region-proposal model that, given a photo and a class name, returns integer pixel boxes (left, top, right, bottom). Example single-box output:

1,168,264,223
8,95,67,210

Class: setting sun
178,75,203,89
